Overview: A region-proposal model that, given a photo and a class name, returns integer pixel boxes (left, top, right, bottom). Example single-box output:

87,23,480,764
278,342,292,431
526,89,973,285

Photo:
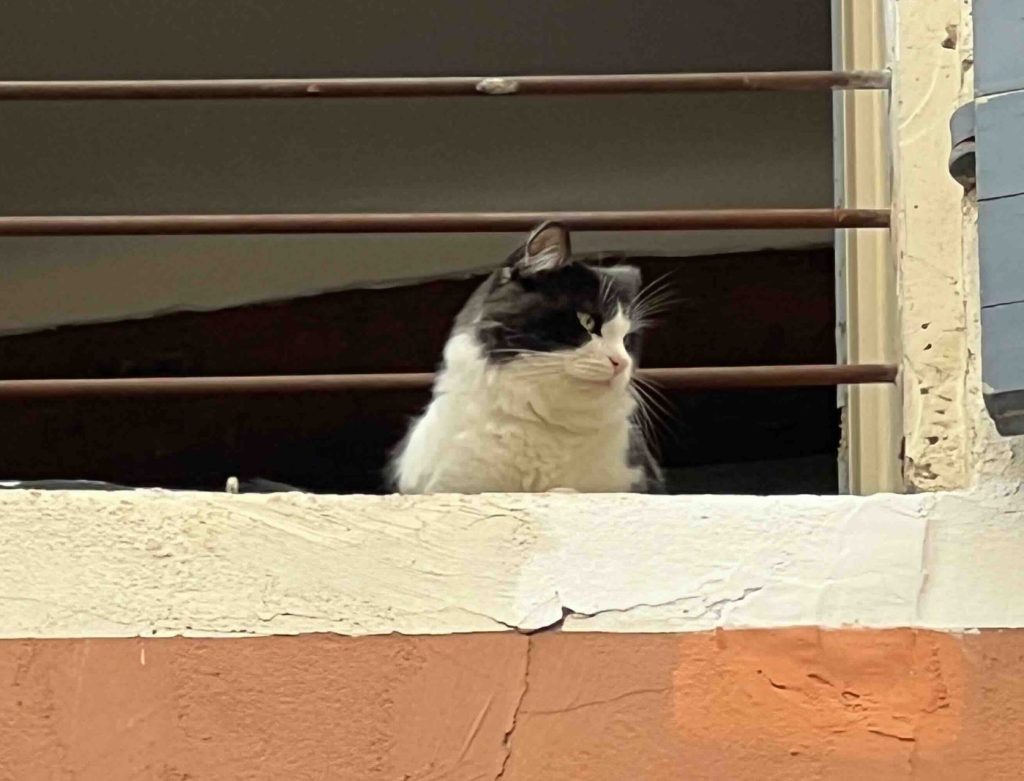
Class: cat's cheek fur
557,313,629,384
393,333,643,494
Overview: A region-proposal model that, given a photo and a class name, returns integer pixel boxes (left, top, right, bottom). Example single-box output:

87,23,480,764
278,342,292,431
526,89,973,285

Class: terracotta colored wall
2,629,1023,781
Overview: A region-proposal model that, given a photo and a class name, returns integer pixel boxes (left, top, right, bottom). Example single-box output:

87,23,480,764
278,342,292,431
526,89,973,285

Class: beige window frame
834,0,901,494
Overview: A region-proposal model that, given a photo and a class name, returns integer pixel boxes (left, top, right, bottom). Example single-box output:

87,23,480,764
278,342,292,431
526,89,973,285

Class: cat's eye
577,312,596,333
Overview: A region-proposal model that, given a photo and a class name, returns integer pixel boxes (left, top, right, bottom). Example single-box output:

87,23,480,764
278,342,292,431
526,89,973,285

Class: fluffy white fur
394,310,641,493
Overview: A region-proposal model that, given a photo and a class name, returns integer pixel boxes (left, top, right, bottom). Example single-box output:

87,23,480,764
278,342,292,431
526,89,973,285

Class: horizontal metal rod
0,209,889,236
0,71,890,101
0,365,897,399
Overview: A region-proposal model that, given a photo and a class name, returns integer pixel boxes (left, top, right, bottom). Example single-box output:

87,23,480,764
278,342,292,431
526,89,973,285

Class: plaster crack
452,605,544,634
408,585,766,637
866,728,916,743
526,686,673,716
908,722,921,777
914,517,933,622
690,587,765,621
568,594,701,617
495,637,532,781
560,586,763,626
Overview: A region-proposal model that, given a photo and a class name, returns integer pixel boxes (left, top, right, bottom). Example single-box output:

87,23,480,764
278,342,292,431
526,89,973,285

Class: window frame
833,0,902,494
0,2,914,496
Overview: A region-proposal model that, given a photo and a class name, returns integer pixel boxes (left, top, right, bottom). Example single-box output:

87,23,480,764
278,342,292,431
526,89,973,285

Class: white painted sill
0,486,1021,639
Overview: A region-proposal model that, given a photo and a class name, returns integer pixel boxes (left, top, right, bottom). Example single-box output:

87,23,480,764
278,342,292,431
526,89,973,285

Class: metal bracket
949,101,976,190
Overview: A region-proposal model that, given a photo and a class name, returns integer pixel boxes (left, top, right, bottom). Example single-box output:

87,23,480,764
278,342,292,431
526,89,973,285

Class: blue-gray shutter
949,0,1024,434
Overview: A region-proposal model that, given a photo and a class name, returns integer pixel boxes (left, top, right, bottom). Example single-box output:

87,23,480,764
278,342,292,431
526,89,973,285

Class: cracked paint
0,484,1023,638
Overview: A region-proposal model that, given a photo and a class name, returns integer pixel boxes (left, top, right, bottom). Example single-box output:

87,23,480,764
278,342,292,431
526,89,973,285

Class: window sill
0,486,1021,638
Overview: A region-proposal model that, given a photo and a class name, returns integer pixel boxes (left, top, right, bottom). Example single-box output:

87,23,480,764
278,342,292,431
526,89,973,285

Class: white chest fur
393,334,640,494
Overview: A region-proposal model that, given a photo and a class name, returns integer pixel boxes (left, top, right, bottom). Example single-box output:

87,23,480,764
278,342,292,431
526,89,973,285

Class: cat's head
464,222,646,390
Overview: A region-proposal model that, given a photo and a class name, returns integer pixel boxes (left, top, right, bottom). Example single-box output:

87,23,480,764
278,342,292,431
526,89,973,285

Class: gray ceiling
1,1,831,79
0,1,835,332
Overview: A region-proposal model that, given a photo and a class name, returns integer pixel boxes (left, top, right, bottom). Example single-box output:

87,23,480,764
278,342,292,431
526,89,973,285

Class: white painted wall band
0,486,1021,638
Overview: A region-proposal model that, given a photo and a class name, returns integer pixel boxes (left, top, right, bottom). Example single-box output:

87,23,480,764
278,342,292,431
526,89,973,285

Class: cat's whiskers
633,272,675,306
631,295,679,324
503,368,566,378
628,383,661,448
629,375,676,445
629,273,680,325
495,356,568,379
488,347,562,358
598,274,616,310
632,375,675,422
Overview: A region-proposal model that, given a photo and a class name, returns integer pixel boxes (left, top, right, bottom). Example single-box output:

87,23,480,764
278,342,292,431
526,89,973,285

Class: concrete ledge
0,487,1022,638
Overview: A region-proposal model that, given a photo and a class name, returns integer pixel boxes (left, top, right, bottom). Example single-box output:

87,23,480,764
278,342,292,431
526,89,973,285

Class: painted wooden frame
833,0,902,493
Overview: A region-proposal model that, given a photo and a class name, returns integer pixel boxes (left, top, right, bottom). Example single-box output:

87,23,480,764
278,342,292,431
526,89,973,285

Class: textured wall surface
2,630,1024,780
892,0,973,489
0,487,1022,638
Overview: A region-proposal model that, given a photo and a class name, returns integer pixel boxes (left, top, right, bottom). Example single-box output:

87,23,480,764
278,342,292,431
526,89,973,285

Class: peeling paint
0,484,1021,638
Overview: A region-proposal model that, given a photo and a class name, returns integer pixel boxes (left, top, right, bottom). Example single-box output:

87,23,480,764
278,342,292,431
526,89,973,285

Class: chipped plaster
0,486,1021,638
892,0,973,490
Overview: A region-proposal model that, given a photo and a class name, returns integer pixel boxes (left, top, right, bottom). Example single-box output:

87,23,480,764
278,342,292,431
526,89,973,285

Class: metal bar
0,71,891,101
640,364,897,388
0,365,897,399
0,209,889,237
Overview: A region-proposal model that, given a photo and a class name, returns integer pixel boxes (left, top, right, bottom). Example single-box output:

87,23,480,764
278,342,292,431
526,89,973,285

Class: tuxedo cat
390,222,664,494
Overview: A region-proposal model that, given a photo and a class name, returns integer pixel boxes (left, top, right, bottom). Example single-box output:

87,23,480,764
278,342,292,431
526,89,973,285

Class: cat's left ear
517,221,572,275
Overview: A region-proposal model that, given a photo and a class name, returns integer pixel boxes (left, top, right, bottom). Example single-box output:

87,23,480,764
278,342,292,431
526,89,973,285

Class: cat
389,221,664,494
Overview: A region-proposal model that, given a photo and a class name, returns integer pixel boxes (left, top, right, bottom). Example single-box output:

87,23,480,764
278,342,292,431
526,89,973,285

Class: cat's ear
516,221,572,275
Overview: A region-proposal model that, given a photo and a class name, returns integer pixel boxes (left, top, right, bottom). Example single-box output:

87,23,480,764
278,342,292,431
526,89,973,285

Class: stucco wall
0,488,1021,638
1,0,1023,778
3,631,1024,780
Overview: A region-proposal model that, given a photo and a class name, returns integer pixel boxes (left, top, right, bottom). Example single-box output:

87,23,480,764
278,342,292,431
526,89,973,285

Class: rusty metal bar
0,365,897,399
0,208,889,237
640,364,897,389
0,71,890,101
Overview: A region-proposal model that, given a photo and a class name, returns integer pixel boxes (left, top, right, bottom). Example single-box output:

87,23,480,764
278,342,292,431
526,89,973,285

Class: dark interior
0,0,837,494
0,246,838,494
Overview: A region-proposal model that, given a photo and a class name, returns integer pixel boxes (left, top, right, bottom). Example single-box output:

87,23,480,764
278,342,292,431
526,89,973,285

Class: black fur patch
455,243,642,364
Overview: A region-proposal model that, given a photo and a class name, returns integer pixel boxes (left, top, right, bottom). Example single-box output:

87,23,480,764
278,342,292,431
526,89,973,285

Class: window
0,0,896,495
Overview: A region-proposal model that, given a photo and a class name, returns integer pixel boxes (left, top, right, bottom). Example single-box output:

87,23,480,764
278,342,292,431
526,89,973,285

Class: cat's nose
609,357,626,375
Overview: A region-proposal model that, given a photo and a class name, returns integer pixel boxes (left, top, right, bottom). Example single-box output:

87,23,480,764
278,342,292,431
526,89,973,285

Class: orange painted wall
1,630,1022,780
